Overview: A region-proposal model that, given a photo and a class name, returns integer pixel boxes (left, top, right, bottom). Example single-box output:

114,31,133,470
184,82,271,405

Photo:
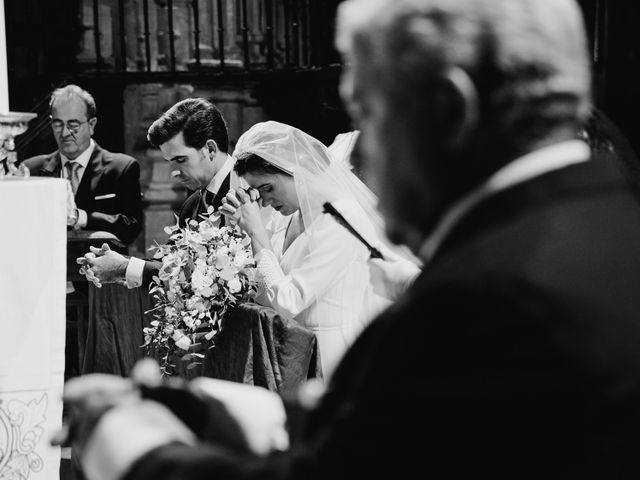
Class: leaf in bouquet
184,259,196,280
173,334,192,351
164,223,181,235
166,290,177,302
186,362,202,370
241,233,252,247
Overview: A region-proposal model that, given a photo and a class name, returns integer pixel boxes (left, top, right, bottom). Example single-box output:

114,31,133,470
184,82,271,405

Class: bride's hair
234,152,293,177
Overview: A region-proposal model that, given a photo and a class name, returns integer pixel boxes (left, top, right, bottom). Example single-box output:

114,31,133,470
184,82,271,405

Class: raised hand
220,188,272,254
367,243,422,300
219,188,263,235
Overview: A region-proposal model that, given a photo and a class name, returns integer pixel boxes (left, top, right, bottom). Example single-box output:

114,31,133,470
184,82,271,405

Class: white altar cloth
0,177,67,480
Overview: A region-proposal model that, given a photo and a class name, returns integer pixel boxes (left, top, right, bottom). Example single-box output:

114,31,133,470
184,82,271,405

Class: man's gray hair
50,84,97,119
336,0,592,134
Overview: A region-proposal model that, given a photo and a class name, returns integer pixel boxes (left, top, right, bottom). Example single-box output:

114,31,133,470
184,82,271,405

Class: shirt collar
61,139,95,170
204,154,234,195
419,140,591,263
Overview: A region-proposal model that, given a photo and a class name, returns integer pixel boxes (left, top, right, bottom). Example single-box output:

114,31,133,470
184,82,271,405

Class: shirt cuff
125,257,145,289
75,208,88,229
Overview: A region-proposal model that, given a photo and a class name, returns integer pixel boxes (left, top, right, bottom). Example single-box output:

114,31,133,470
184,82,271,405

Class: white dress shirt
61,139,96,229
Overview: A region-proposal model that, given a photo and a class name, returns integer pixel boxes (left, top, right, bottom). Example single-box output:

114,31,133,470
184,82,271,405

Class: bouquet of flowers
143,208,257,376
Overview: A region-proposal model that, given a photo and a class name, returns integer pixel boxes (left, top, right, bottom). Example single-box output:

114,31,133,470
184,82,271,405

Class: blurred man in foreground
59,0,640,478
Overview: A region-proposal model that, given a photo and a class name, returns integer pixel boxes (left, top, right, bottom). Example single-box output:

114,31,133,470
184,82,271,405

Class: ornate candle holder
0,111,37,179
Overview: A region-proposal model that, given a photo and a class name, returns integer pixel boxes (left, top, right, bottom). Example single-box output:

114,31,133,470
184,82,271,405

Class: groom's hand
77,243,129,287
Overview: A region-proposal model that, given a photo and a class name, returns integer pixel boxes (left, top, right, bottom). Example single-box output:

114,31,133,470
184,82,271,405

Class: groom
78,97,240,289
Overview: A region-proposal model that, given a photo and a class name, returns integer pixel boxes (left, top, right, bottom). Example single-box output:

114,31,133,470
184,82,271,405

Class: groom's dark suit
139,173,231,287
22,143,143,245
123,150,640,480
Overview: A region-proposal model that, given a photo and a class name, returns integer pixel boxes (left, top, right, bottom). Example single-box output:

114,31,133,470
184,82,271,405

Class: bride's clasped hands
220,187,271,253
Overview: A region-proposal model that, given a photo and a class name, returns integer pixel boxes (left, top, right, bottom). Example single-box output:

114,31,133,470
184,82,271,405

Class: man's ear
434,66,479,152
205,139,218,158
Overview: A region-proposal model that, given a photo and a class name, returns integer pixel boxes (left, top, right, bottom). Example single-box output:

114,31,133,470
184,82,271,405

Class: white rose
228,277,242,293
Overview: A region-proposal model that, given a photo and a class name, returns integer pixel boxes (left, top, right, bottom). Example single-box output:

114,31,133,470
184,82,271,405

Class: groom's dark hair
147,98,229,153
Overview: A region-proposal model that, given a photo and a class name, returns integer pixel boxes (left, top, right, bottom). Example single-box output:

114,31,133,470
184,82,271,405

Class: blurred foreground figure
59,0,640,478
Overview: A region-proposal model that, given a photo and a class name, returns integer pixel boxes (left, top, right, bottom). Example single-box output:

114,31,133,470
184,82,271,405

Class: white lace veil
232,120,417,264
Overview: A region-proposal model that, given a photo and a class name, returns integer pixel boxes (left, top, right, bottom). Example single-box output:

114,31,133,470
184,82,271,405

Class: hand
188,377,289,455
368,244,422,300
51,359,163,450
51,373,138,454
53,359,196,480
76,243,129,288
219,188,264,235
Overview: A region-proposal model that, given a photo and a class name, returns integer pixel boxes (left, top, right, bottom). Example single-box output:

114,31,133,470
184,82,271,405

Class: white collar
61,139,96,170
419,140,591,263
204,154,234,195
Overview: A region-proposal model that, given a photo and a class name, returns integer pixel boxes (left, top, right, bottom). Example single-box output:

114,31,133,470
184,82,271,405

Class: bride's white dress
254,197,390,380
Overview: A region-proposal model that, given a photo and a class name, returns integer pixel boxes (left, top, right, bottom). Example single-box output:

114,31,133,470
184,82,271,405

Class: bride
220,121,411,380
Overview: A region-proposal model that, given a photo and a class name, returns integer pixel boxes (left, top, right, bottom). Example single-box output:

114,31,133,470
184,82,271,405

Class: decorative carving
0,393,47,479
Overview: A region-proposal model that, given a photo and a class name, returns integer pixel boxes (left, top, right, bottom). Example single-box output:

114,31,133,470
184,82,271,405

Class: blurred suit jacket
123,148,640,480
22,142,143,245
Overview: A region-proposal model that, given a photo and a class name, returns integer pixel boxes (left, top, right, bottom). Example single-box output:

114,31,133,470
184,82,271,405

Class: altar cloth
0,177,67,480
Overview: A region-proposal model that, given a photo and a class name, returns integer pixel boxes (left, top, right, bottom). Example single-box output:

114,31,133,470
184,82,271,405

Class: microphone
323,202,384,260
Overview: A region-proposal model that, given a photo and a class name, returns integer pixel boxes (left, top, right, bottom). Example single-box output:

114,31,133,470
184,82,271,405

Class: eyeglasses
50,117,91,133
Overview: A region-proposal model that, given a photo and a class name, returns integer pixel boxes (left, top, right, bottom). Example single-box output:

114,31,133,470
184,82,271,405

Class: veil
233,121,419,265
328,130,360,170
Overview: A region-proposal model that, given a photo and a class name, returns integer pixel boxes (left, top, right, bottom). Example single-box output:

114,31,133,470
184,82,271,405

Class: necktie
66,162,81,195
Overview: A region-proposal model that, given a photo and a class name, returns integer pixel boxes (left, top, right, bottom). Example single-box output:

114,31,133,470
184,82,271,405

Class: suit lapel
178,191,201,227
212,174,231,212
180,173,232,228
212,173,231,227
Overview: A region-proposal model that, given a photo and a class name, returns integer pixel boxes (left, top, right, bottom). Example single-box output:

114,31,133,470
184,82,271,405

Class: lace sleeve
254,248,286,294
